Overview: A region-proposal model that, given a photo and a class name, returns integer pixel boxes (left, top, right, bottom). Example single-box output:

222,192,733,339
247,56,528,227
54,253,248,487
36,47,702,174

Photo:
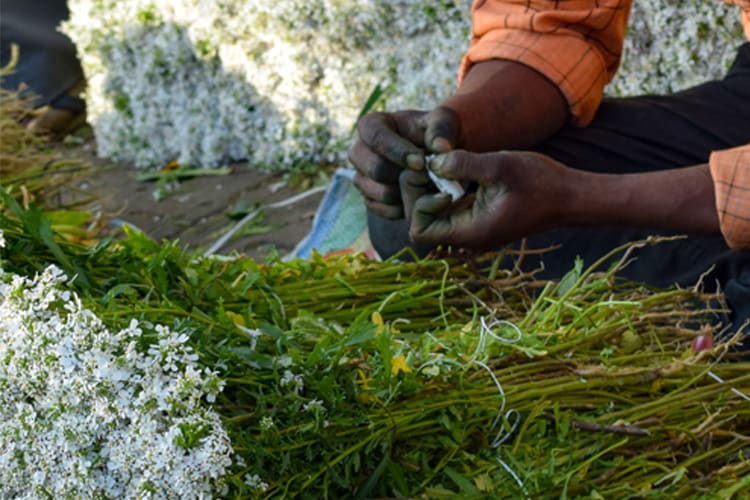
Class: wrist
564,170,625,227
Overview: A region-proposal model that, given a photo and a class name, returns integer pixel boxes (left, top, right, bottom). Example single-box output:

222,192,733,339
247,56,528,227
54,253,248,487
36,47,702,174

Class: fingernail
431,153,446,173
431,137,452,153
406,154,424,170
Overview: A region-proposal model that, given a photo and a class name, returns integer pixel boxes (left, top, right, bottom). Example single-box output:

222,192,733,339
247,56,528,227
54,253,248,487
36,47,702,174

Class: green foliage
1,192,749,498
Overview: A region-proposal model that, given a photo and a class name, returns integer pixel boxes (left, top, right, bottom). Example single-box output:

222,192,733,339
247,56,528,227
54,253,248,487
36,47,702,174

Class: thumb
429,150,493,184
408,193,455,244
422,106,462,154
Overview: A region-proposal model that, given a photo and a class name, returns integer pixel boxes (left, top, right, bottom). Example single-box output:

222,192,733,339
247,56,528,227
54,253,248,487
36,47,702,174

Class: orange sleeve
709,144,750,250
459,0,633,126
723,0,750,39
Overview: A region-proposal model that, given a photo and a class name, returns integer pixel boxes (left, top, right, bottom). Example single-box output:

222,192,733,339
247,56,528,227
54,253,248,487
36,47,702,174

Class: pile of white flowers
62,0,743,169
0,257,235,497
611,0,744,96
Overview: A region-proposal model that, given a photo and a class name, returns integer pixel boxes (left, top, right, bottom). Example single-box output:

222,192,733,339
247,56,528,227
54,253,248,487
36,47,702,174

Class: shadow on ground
57,133,325,261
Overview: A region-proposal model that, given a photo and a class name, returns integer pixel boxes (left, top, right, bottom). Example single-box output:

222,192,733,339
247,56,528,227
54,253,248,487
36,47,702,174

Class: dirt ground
58,130,327,261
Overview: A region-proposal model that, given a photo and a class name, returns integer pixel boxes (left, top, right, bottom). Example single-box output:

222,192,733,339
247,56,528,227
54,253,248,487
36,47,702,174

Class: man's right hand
349,107,462,219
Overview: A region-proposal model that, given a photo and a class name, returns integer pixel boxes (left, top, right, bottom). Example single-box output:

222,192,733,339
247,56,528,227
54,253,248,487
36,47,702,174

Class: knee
367,211,433,261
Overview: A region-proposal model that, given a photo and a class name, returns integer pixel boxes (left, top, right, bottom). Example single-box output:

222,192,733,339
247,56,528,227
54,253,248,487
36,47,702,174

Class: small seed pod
691,333,714,353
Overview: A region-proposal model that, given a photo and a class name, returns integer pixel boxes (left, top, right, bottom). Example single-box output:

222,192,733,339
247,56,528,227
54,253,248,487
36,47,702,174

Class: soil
55,129,326,261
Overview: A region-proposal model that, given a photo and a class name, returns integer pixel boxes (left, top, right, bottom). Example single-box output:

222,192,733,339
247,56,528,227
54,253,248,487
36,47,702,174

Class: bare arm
409,152,720,250
441,60,570,152
568,163,719,233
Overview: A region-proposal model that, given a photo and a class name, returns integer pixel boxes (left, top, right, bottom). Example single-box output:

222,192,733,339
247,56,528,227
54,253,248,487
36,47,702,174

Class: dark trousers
368,42,750,328
0,0,83,107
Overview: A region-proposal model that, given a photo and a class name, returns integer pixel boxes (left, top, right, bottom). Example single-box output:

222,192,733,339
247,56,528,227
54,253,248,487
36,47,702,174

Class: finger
353,172,402,205
422,106,461,154
357,112,425,170
399,169,432,223
363,197,405,220
431,150,503,184
408,193,455,244
348,140,402,184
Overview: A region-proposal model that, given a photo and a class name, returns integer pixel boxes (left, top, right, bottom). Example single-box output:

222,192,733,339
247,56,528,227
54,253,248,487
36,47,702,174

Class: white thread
497,455,528,497
474,360,506,415
481,317,523,344
492,409,521,448
471,316,523,363
707,370,750,401
473,360,527,493
204,185,326,257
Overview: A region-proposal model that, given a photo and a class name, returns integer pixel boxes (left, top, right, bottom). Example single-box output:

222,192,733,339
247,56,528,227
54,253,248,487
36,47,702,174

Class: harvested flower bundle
0,195,748,498
1,49,94,209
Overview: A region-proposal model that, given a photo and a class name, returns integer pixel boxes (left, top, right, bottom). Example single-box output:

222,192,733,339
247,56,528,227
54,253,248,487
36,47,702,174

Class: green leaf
556,257,583,297
444,466,480,495
354,454,389,500
351,82,385,133
44,210,92,228
0,185,25,218
135,166,231,182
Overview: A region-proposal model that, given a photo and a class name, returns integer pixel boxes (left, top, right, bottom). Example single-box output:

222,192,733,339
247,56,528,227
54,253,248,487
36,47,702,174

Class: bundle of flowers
1,195,749,497
1,48,94,203
0,265,235,498
62,0,742,170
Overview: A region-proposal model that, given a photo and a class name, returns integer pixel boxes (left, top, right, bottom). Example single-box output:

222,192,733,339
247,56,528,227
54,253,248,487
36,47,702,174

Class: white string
471,316,524,365
481,316,523,344
496,454,528,496
473,359,527,494
707,370,750,401
474,360,506,415
204,185,327,257
492,409,520,448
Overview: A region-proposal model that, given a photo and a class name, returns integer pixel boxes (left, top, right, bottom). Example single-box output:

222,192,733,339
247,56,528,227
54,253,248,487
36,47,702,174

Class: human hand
409,150,578,250
349,107,462,219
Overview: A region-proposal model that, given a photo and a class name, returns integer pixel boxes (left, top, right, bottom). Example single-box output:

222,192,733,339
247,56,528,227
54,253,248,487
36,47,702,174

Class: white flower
61,0,742,171
302,399,326,413
280,369,304,395
243,473,269,492
0,265,235,498
0,229,5,249
260,416,274,431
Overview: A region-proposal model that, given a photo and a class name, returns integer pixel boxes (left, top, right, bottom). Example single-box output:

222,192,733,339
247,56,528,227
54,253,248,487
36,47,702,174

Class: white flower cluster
0,265,235,498
609,0,743,96
62,0,743,170
62,0,468,169
279,369,304,395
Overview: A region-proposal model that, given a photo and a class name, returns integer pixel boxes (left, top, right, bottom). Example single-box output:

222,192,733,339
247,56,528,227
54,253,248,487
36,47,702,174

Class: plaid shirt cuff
710,144,750,250
459,30,609,126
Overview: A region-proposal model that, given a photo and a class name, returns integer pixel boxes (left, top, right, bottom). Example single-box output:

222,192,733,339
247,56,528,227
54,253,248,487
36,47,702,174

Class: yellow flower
356,368,373,390
225,311,245,327
391,354,411,376
371,311,384,335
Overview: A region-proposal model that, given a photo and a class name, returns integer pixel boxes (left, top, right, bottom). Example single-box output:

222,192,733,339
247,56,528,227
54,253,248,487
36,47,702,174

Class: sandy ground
57,132,327,261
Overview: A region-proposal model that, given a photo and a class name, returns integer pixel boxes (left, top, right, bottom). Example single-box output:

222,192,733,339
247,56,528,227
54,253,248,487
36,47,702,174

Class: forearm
567,164,720,234
441,60,569,152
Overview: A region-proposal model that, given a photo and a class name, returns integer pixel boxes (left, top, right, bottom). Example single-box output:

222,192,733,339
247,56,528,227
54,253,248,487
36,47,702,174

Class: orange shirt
461,0,750,249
